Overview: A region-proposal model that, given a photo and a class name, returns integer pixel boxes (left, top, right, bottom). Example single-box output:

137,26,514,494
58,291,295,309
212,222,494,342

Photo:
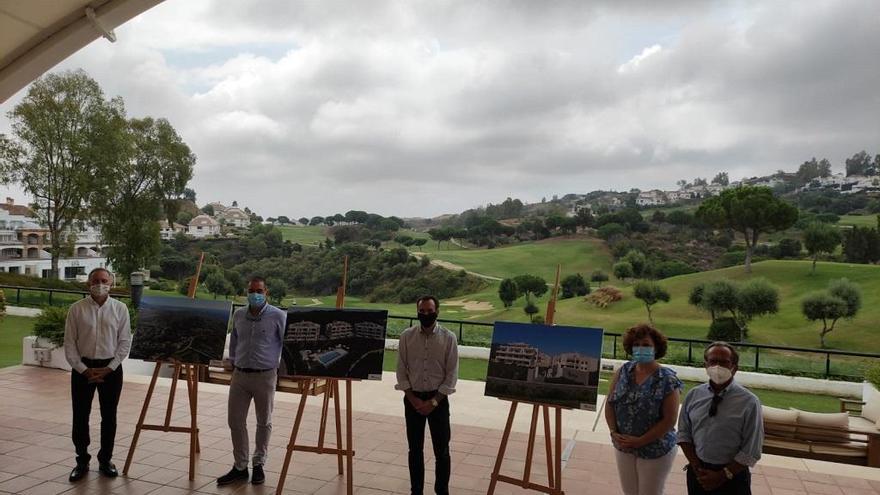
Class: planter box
22,336,71,371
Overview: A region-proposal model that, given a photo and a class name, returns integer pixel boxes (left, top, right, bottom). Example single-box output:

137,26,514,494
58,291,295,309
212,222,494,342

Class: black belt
412,390,439,399
81,357,113,367
235,366,274,373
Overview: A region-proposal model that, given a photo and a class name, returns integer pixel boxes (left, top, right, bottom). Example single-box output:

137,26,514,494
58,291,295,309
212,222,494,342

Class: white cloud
2,0,879,218
617,44,663,73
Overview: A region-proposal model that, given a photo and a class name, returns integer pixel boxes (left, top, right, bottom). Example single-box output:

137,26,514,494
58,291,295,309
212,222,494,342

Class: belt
81,357,113,367
235,366,274,373
412,390,439,399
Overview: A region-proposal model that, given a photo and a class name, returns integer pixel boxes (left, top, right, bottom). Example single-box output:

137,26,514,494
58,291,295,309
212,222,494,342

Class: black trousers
404,391,451,495
71,358,123,466
686,463,751,495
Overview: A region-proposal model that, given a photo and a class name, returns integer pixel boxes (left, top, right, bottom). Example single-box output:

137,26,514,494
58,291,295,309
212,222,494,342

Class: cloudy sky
2,0,879,218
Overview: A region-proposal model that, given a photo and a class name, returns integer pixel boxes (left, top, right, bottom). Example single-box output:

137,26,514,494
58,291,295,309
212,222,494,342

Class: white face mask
90,284,111,297
706,365,732,384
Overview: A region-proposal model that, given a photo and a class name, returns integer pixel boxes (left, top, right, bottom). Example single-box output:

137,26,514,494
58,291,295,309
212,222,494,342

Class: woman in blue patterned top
605,324,683,495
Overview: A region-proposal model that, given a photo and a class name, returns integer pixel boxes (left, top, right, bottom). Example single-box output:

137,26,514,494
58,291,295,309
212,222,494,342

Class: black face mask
418,312,438,328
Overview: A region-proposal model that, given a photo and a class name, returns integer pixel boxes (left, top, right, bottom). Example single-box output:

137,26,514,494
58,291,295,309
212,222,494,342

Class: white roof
189,214,219,227
1,0,164,103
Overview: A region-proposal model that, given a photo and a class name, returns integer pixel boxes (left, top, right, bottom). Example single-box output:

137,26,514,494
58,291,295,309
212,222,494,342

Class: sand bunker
443,299,494,311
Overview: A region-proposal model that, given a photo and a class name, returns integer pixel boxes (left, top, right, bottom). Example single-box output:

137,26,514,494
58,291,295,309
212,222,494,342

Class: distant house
1,198,108,279
158,220,187,240
206,201,227,214
187,214,220,238
665,190,690,203
217,207,250,228
842,176,880,195
636,190,667,206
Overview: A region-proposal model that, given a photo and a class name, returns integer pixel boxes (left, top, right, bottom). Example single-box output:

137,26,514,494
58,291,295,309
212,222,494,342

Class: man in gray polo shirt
678,342,764,495
217,276,286,486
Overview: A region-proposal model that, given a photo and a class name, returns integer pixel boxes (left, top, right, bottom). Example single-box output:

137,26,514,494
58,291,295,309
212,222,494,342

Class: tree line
0,70,194,280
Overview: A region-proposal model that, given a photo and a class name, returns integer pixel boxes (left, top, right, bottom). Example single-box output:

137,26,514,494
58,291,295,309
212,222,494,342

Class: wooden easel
123,361,202,480
276,256,357,495
125,253,208,480
487,265,567,495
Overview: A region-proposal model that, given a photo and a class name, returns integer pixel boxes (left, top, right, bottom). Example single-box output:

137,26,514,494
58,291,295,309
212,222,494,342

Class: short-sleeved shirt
609,361,683,459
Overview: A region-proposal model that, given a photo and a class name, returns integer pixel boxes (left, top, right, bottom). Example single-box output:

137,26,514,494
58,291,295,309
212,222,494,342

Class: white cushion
762,405,798,437
763,437,811,453
810,442,868,457
862,382,880,423
792,409,850,443
848,416,879,434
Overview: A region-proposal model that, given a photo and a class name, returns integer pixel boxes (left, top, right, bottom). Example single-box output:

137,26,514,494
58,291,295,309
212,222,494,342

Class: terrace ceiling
0,0,164,103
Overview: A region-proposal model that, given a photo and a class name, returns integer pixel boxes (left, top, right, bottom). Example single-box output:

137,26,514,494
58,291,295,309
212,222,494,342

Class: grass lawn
839,214,879,228
0,316,35,368
424,235,614,281
381,351,839,412
276,225,330,245
0,316,844,412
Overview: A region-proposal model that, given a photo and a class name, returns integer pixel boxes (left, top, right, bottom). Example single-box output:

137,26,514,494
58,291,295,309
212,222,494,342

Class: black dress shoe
216,467,248,485
251,465,265,485
69,465,89,483
98,462,118,478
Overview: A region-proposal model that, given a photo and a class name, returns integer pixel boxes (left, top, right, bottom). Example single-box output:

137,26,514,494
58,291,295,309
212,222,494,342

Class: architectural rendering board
130,296,232,365
281,308,388,380
485,321,604,410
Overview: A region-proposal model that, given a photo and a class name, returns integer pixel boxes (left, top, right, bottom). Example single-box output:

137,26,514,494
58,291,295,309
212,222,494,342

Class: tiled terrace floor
2,365,880,495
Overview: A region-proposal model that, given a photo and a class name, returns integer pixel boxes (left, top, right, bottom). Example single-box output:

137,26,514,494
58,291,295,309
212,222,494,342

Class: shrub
772,238,803,259
33,305,70,348
866,363,880,390
590,270,609,284
597,222,627,240
0,288,5,318
587,286,623,308
707,317,742,341
651,260,696,279
613,261,634,280
560,274,589,299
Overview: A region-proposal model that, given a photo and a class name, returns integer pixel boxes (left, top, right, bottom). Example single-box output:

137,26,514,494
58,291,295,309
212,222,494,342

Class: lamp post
130,271,145,309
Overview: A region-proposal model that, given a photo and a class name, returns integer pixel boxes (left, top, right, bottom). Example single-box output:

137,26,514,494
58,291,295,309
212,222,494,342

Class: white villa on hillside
187,214,220,238
159,220,187,240
636,190,667,206
206,201,227,214
0,198,109,279
217,206,250,228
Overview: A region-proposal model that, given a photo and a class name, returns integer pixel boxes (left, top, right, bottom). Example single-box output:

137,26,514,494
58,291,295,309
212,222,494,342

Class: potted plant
22,305,72,371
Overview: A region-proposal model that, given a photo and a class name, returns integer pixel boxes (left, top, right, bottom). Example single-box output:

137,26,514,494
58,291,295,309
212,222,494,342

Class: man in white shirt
63,268,131,483
395,295,459,495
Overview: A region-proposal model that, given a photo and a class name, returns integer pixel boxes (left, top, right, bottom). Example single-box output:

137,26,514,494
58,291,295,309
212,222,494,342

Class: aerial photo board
280,308,388,380
485,321,604,410
129,296,232,365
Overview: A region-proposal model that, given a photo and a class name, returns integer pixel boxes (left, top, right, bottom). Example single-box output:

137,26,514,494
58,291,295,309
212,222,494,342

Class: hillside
472,260,880,351
420,235,613,281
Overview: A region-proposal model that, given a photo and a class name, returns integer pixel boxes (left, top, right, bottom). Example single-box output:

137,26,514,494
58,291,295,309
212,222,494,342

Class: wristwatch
431,398,439,407
722,467,734,480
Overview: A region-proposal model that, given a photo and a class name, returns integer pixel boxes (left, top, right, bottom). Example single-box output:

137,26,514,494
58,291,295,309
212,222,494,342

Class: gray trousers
228,369,277,470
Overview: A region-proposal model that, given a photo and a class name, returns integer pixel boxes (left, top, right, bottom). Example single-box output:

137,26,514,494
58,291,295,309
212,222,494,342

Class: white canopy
0,0,164,103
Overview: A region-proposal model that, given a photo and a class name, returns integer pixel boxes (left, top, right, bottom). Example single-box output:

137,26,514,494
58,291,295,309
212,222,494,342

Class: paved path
3,365,880,495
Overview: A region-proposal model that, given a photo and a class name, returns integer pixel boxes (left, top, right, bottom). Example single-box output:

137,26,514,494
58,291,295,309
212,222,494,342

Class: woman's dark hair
622,323,668,360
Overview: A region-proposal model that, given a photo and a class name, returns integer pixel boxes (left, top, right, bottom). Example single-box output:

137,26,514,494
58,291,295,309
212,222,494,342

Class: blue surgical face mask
247,292,266,307
632,346,655,364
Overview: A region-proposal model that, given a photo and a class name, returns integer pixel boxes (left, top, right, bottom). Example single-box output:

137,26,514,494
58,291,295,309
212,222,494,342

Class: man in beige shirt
63,268,131,482
396,295,459,495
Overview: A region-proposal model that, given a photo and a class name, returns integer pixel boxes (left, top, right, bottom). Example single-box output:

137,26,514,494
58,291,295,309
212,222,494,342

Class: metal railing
4,284,878,380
